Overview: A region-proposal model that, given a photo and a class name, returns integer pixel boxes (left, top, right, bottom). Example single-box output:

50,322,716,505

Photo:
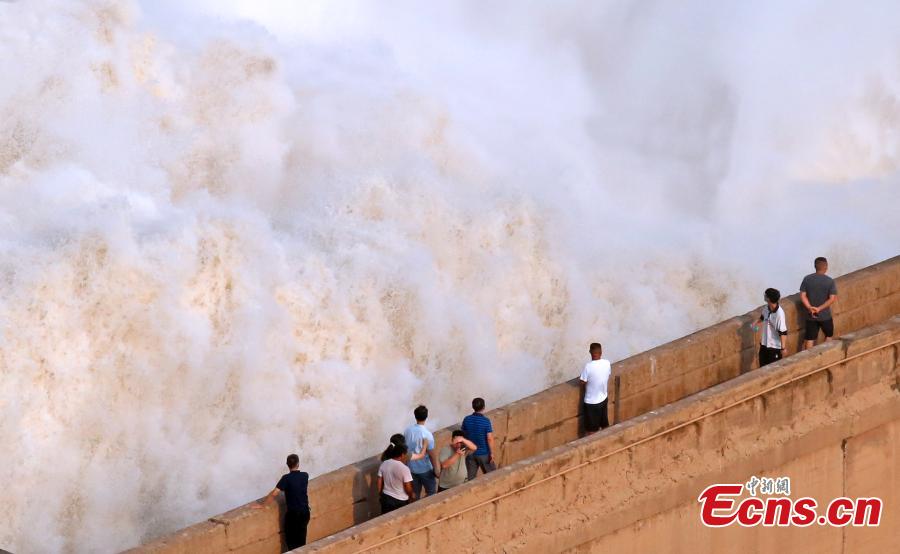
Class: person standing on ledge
403,405,440,499
462,397,497,479
580,342,611,435
438,430,478,492
800,256,838,350
254,453,310,549
381,433,427,462
378,441,414,514
753,288,788,367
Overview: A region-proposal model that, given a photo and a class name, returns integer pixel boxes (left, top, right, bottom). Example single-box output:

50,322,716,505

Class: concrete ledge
305,317,900,552
214,504,282,551
129,256,900,553
124,520,229,554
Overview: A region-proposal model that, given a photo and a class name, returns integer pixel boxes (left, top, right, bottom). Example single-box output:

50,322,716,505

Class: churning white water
1,0,898,551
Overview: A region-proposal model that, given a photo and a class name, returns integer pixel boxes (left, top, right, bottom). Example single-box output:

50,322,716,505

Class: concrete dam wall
130,255,900,553
309,316,900,553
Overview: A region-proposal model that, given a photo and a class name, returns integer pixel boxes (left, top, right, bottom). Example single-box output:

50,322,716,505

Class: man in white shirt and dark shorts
754,288,788,367
580,342,611,435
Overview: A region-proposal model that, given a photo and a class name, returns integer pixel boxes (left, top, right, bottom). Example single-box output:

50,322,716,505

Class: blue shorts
411,470,437,497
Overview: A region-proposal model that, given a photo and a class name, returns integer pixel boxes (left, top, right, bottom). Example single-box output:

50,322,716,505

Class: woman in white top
377,442,414,514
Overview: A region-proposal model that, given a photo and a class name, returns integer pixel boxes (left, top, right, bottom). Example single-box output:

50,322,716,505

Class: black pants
584,399,609,432
380,492,408,515
284,508,310,549
758,345,783,367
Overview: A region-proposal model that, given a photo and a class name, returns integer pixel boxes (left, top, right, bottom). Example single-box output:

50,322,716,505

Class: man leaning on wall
254,453,311,550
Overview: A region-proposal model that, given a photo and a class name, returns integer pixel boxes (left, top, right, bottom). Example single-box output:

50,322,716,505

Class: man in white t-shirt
580,342,611,435
753,288,788,367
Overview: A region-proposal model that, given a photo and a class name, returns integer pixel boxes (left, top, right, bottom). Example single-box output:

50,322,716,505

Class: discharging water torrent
1,1,899,551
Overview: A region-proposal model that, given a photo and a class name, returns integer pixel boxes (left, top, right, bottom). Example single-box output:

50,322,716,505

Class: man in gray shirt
800,256,838,350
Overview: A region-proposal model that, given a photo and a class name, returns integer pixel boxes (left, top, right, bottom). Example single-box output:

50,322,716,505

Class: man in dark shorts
580,342,611,435
255,453,311,549
800,257,838,350
461,398,497,479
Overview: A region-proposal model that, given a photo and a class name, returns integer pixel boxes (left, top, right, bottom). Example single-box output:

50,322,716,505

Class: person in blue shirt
255,453,310,549
461,397,497,479
403,405,440,498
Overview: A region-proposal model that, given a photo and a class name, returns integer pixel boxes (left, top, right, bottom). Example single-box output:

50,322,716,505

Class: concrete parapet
129,256,900,553
125,520,229,554
306,316,900,553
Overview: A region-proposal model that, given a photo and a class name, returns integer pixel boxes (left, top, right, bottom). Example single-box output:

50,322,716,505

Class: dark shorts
410,470,437,497
584,399,609,432
379,493,408,515
284,507,310,549
758,345,783,367
805,318,834,341
465,454,497,480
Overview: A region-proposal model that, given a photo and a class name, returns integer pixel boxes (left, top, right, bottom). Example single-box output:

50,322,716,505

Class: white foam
1,0,898,551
